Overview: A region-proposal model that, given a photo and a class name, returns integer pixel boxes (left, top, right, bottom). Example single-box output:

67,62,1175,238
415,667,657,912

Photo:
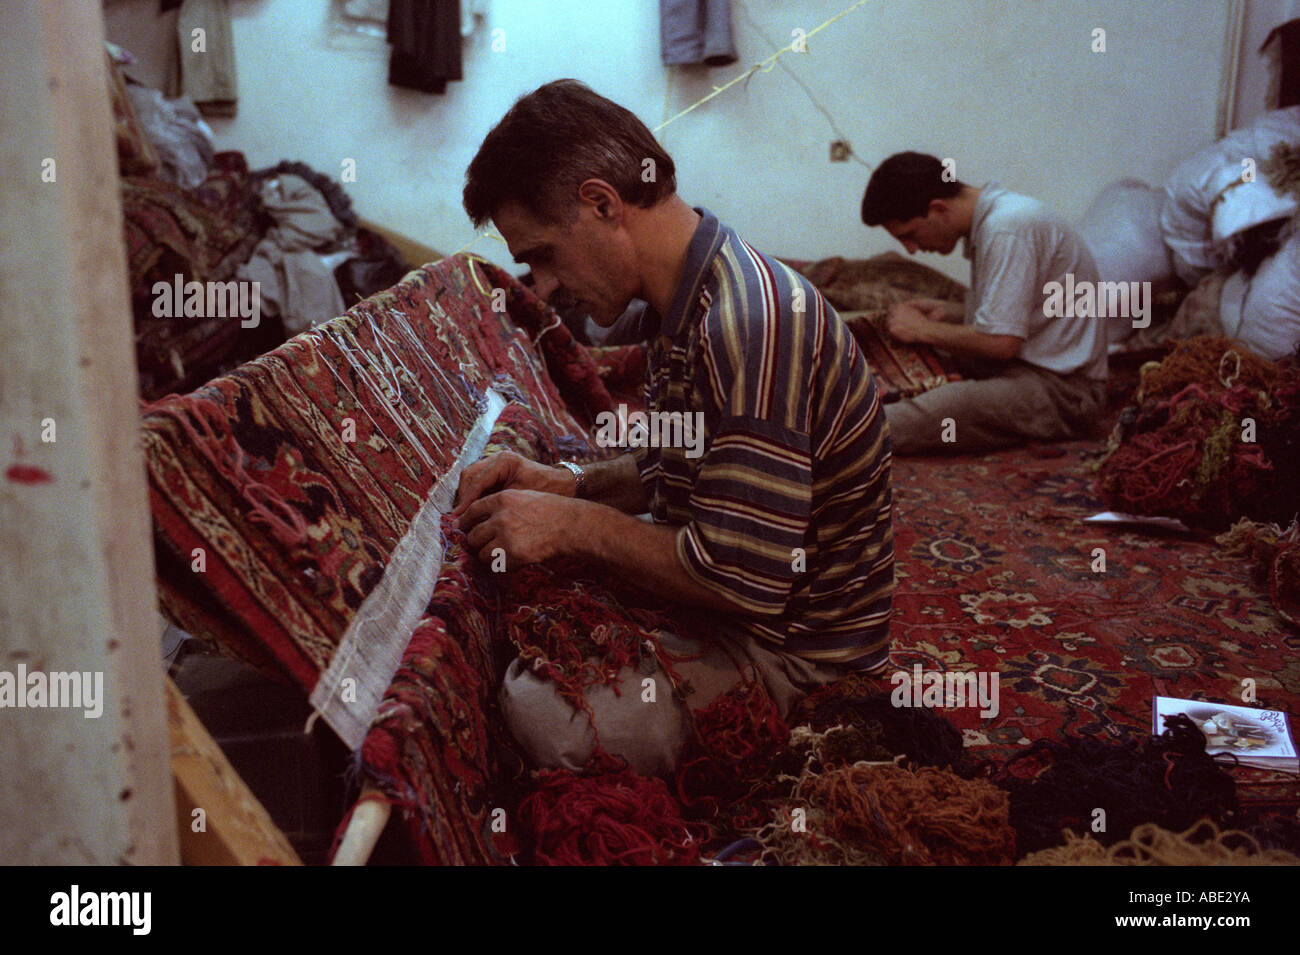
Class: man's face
884,204,960,256
494,199,639,326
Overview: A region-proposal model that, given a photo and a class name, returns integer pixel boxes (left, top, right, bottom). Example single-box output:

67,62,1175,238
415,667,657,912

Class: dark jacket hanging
1262,19,1300,109
388,0,462,94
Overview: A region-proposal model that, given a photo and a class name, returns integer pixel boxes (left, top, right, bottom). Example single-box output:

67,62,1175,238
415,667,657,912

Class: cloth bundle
236,174,349,335
125,85,214,190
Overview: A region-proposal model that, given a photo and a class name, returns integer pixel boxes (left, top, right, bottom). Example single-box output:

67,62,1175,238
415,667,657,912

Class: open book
1154,696,1298,773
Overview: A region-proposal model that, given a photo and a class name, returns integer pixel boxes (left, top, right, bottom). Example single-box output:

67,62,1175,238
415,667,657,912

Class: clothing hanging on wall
387,0,463,94
660,0,738,67
177,0,237,117
1262,19,1300,109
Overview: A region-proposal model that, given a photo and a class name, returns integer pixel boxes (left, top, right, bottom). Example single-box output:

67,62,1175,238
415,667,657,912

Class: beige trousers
884,358,1107,455
499,627,843,776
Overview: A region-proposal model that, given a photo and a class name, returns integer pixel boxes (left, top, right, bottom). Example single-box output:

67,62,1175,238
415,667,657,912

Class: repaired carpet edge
310,388,507,750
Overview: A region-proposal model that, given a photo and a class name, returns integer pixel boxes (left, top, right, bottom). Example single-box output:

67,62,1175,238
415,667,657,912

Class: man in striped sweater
454,80,894,774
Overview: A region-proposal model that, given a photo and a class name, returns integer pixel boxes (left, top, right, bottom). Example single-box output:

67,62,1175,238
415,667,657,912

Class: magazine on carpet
1153,696,1298,773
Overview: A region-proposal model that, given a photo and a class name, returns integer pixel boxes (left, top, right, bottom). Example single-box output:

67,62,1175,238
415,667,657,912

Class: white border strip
309,388,506,750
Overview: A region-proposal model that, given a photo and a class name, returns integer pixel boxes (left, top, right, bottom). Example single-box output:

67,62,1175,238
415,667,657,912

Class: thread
517,769,704,865
654,0,870,134
1018,819,1300,865
995,714,1239,855
758,762,1016,866
1097,337,1300,529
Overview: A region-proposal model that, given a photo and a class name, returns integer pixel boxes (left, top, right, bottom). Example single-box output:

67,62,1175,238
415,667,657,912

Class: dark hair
463,80,676,227
861,151,965,226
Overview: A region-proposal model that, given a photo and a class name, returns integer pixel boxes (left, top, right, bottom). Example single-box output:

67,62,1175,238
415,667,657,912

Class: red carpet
884,387,1300,807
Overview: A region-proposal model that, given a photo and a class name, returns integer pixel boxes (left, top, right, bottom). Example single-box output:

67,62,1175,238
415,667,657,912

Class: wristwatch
557,461,586,499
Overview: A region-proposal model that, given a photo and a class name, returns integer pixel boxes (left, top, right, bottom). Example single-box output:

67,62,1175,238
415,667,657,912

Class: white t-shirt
964,183,1109,381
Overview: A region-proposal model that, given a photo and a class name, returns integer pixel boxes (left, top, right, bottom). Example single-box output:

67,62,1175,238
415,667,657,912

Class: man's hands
885,302,933,344
884,297,1021,360
885,298,964,344
459,488,583,565
451,451,750,615
906,297,964,323
452,451,577,566
452,450,574,516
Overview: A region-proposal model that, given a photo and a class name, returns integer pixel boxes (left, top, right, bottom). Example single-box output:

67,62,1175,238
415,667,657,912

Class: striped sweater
634,209,894,670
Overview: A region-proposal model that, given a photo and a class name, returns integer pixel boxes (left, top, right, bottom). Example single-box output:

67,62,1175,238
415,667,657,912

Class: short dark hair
861,151,965,226
463,80,676,228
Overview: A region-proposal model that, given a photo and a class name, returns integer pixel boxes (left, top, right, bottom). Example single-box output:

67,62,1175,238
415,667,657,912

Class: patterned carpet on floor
876,358,1300,812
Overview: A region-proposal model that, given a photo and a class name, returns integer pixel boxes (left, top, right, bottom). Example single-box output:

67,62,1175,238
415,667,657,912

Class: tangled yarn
497,558,703,769
1097,337,1299,528
758,758,1015,866
790,682,970,772
994,715,1238,855
755,804,886,866
1216,518,1300,627
1018,819,1300,865
516,769,703,866
674,678,789,829
1138,336,1281,402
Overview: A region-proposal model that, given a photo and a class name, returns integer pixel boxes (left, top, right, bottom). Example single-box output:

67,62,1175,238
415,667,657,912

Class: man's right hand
451,451,573,517
904,297,963,323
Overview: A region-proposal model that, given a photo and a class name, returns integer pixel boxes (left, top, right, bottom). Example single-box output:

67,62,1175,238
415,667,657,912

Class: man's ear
577,178,623,222
928,198,951,221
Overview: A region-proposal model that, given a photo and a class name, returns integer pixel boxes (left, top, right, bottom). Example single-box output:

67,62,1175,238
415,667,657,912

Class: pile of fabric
107,46,416,399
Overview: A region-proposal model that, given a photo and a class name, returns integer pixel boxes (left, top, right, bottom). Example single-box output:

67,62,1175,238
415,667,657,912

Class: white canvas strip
309,388,506,750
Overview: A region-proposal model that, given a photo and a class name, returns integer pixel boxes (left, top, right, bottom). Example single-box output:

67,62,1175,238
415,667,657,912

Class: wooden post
167,678,301,866
0,1,178,863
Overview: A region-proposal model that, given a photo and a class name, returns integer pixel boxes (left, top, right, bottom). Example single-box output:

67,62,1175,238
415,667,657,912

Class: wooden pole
0,1,178,863
332,787,391,866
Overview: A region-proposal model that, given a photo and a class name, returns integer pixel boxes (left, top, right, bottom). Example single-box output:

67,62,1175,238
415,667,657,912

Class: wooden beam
167,677,302,866
357,217,445,270
0,1,176,863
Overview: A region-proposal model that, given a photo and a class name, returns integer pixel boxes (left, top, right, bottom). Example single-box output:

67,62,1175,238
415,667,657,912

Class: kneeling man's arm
887,301,1022,360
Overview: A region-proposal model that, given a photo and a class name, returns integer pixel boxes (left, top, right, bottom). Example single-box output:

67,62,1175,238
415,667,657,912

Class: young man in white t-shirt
861,152,1109,454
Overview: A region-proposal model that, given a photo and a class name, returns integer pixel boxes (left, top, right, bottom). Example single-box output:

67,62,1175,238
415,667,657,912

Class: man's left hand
885,302,932,344
458,488,580,566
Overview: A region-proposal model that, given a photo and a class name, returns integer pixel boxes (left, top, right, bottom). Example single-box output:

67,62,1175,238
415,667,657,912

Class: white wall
110,0,1235,282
